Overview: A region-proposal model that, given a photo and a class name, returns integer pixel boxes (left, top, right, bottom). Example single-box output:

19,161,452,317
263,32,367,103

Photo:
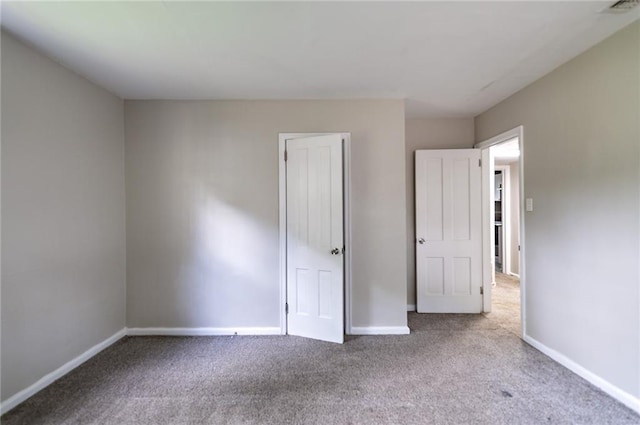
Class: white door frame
278,133,352,336
494,165,511,275
475,125,525,337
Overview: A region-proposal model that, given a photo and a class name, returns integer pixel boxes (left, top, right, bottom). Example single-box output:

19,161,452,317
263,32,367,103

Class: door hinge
285,302,289,314
284,150,288,161
480,286,484,295
479,159,482,167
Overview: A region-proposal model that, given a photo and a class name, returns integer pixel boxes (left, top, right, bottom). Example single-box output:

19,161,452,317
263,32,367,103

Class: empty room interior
1,2,639,424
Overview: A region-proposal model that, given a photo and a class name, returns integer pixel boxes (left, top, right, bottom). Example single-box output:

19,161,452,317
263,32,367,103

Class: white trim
508,272,520,279
278,133,352,337
480,148,493,312
350,326,411,335
343,138,353,335
0,328,127,415
127,327,281,336
524,334,640,414
518,129,526,338
474,126,522,150
278,138,288,335
407,304,416,312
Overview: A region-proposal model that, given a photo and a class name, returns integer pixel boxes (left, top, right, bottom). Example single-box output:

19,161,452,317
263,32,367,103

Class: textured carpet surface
3,314,638,425
484,272,521,337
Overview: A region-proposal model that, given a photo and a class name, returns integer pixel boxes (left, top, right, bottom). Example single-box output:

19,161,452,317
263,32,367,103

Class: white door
415,149,483,313
286,134,344,343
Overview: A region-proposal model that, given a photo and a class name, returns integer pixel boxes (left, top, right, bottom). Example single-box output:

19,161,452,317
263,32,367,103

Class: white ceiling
2,1,638,117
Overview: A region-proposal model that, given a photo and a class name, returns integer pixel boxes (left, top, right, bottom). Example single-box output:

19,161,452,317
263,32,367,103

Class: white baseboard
524,334,640,414
508,272,520,279
407,304,416,312
350,326,411,335
0,328,127,415
126,327,282,336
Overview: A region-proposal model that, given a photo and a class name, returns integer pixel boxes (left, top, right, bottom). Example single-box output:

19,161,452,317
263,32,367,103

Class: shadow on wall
179,181,352,331
176,190,280,327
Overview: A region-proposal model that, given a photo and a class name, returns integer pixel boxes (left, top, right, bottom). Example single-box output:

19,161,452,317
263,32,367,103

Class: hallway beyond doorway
484,272,521,337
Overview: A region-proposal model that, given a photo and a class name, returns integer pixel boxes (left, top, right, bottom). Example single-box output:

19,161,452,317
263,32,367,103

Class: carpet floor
3,314,638,424
483,272,521,337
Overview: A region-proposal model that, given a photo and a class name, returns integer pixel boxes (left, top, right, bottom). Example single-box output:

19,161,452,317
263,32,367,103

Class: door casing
278,133,352,336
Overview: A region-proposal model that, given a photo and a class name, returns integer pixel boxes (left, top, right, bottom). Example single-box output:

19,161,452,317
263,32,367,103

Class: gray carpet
483,272,521,337
3,314,639,424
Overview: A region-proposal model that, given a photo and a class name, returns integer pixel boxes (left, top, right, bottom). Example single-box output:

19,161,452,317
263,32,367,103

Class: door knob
331,248,340,255
418,238,425,244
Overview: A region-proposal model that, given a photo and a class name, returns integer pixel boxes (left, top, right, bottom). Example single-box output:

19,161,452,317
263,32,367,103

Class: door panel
286,134,344,343
425,158,444,241
416,149,483,313
452,158,471,240
425,257,444,294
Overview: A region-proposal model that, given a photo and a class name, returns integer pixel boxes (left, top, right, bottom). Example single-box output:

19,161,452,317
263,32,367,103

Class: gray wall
1,33,126,401
475,21,639,397
405,118,474,307
509,161,520,275
125,100,407,329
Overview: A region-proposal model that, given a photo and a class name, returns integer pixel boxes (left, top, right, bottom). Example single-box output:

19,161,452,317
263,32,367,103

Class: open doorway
489,139,521,336
476,127,524,338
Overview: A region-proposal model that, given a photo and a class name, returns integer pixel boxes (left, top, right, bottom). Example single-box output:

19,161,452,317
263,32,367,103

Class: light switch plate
526,198,533,212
